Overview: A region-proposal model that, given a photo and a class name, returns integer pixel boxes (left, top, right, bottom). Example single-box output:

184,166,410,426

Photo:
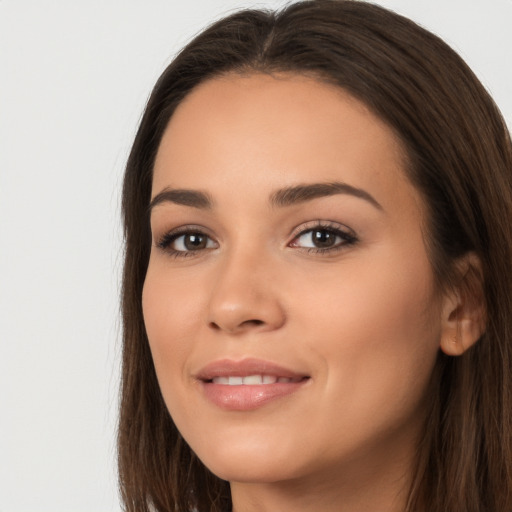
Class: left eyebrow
269,181,383,211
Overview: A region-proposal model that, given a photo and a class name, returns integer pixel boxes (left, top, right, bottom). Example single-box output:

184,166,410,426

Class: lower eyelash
305,241,357,254
292,222,358,254
156,232,178,250
303,233,357,254
154,223,357,257
155,229,212,258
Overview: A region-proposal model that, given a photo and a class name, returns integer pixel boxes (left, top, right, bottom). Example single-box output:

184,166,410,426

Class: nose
207,248,286,335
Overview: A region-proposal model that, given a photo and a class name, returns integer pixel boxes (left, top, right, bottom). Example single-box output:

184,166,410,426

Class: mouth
196,357,309,383
196,358,310,411
209,375,305,385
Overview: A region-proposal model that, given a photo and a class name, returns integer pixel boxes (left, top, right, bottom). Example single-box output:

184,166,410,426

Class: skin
142,73,470,512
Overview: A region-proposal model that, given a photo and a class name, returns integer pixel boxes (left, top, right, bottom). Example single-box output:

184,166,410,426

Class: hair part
119,1,512,511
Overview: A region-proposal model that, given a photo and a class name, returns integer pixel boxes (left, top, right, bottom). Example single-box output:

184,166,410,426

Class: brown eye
294,228,342,249
181,233,208,250
310,230,338,248
157,230,217,255
290,225,357,253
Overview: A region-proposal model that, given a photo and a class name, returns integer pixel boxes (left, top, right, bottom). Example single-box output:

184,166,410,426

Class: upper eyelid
174,232,217,248
154,220,357,249
154,224,215,241
289,220,356,239
153,227,218,256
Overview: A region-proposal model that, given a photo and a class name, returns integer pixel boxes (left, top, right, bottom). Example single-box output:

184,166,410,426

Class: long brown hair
119,1,512,510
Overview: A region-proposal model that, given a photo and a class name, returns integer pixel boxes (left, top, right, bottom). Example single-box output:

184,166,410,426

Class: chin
187,431,308,484
202,457,299,484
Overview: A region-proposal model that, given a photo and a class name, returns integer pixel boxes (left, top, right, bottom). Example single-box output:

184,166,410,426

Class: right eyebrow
148,188,213,212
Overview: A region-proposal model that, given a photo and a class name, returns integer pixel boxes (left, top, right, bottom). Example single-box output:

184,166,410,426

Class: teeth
243,375,263,385
211,374,293,385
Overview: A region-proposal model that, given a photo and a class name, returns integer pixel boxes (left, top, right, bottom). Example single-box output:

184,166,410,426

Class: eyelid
288,220,358,253
288,220,356,242
153,220,357,257
155,224,218,252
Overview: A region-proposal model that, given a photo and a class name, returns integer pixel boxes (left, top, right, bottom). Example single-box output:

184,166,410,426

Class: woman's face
143,74,445,488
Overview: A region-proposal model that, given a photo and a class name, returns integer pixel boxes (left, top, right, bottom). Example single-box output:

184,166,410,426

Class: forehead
152,72,422,218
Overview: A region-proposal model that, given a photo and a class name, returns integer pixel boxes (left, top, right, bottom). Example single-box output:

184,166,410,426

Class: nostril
208,318,265,332
242,319,264,327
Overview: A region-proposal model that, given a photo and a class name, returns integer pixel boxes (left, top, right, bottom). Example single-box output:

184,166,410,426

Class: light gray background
1,1,511,511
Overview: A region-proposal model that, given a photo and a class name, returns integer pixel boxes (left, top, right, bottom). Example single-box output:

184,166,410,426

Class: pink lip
196,358,310,411
196,358,307,380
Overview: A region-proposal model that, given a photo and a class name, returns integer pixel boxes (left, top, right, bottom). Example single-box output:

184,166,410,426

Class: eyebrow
148,181,383,213
270,181,383,210
148,188,213,212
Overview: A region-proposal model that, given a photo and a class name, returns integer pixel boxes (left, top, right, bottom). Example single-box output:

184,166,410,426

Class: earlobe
439,253,486,357
439,312,483,356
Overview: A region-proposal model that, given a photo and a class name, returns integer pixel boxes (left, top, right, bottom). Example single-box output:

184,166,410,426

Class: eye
157,228,217,256
289,223,357,253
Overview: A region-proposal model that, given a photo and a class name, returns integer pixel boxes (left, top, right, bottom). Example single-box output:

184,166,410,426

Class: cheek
142,260,204,385
294,248,442,419
297,246,438,335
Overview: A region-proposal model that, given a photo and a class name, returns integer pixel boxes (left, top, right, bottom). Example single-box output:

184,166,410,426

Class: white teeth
243,375,263,385
211,374,290,385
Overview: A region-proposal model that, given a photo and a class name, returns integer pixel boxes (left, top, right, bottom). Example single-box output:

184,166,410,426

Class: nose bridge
207,240,285,334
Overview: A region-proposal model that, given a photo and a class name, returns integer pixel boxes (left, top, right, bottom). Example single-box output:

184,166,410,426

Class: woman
118,1,512,511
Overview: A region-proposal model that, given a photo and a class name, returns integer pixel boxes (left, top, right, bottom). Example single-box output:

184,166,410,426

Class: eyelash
155,221,358,258
289,221,358,254
156,225,216,258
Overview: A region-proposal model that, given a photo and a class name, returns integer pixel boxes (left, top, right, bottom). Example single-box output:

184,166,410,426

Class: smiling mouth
196,358,310,384
196,359,310,410
210,375,306,385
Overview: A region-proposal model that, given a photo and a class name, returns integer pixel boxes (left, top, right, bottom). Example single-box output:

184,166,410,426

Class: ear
439,252,487,356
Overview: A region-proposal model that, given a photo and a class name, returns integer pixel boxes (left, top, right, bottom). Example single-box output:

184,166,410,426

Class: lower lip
201,380,308,411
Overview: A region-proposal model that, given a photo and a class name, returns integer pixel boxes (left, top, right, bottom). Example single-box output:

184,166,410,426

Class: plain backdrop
1,1,511,511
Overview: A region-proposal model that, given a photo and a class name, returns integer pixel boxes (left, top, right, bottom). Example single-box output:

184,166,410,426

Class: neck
230,431,420,512
231,466,410,512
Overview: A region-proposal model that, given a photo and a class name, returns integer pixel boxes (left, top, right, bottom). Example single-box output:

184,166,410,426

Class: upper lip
195,358,309,382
